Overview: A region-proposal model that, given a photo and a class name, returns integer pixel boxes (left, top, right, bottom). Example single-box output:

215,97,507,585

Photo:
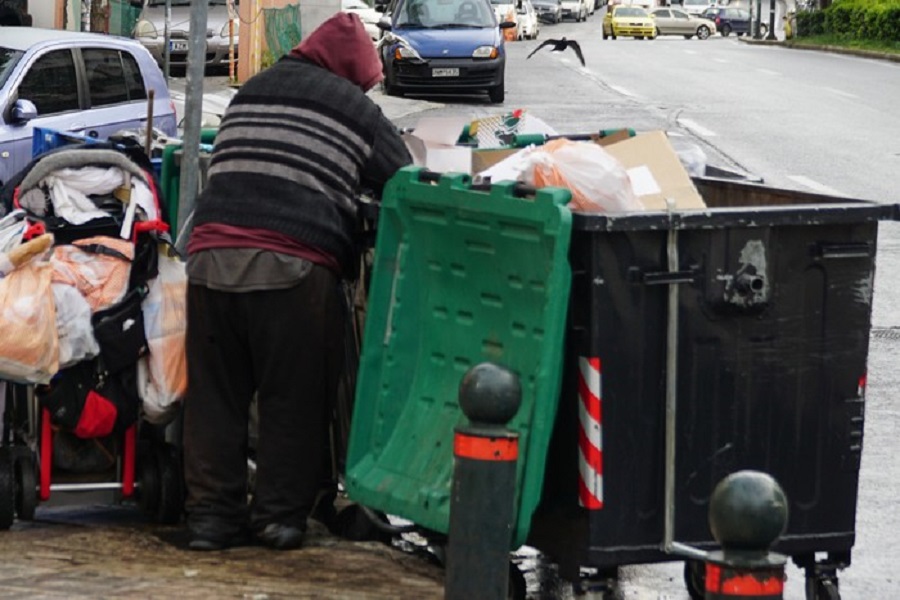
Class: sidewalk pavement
740,37,900,63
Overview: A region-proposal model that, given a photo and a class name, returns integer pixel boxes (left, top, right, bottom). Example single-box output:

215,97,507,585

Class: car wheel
488,79,505,104
696,25,710,39
603,30,609,39
656,27,662,37
760,23,768,36
383,76,400,97
684,33,693,39
721,24,732,36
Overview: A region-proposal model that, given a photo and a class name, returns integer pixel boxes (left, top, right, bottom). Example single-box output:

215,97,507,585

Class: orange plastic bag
525,138,644,213
0,259,59,384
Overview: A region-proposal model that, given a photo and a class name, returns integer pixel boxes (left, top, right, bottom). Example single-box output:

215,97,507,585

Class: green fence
109,0,142,37
263,3,303,61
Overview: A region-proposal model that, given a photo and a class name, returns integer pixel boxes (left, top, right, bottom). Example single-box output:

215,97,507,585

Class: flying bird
526,37,585,67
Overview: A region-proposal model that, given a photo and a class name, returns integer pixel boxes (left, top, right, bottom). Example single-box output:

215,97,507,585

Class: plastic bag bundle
0,259,59,384
520,139,644,213
139,247,187,424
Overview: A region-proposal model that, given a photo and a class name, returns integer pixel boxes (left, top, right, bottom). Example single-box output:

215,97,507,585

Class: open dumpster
345,165,897,598
530,175,897,598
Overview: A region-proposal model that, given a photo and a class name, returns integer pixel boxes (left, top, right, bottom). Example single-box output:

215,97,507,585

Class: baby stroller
0,141,186,529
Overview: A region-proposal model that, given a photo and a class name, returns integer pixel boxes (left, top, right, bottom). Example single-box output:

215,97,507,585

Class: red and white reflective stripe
577,356,603,509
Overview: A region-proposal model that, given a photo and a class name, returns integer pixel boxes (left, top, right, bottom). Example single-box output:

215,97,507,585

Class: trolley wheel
137,443,161,517
154,443,184,525
0,448,16,530
684,559,705,600
13,451,37,521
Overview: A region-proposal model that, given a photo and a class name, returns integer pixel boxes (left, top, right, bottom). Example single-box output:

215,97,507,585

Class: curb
740,38,900,63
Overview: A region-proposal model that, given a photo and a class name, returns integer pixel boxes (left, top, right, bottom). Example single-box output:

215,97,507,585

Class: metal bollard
445,362,522,600
705,470,789,600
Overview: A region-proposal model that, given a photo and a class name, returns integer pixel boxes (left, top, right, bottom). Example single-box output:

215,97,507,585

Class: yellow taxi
602,5,657,39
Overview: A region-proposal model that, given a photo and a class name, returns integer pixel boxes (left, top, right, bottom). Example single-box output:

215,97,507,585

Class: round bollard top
458,363,521,426
709,470,789,553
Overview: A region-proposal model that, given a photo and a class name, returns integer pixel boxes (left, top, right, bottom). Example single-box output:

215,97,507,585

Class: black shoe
187,523,252,552
255,523,305,550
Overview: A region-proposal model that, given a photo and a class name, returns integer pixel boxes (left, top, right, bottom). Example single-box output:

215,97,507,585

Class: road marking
787,175,843,196
678,118,717,137
824,86,860,100
713,57,729,63
756,68,780,76
609,84,635,97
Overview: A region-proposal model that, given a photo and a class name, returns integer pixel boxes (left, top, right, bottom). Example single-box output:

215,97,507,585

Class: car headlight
472,45,498,59
220,19,238,38
394,46,423,60
133,19,158,39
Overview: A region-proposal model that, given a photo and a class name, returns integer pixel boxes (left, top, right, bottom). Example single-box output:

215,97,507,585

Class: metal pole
660,200,708,563
164,0,171,84
176,0,208,243
754,0,763,39
766,0,778,40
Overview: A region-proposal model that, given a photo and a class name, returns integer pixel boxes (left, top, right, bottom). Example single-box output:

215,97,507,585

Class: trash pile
0,145,187,441
401,109,710,211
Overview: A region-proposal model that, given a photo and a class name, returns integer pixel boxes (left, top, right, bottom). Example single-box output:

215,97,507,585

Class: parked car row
0,27,178,188
603,1,763,40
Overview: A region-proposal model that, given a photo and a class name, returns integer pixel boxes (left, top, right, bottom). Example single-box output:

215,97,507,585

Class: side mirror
499,20,516,28
377,18,392,30
10,99,37,124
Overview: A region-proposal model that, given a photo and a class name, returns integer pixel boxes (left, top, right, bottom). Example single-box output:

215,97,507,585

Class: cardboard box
603,131,706,210
402,116,472,174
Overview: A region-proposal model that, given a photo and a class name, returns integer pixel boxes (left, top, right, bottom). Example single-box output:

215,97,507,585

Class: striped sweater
192,55,411,273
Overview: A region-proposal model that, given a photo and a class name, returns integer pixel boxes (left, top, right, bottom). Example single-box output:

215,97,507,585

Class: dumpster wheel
683,560,705,600
806,573,841,600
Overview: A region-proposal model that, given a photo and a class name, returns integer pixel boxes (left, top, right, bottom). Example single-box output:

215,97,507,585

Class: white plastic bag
140,247,187,424
520,139,644,213
52,282,100,369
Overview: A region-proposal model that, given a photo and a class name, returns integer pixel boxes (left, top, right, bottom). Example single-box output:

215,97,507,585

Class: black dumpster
527,175,898,597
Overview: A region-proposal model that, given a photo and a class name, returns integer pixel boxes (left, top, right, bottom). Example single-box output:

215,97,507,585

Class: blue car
377,0,516,103
0,27,177,188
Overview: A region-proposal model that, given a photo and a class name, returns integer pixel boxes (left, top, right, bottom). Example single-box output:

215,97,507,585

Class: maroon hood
289,13,383,92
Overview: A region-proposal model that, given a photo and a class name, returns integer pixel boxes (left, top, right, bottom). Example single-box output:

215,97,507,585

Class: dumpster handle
661,199,709,562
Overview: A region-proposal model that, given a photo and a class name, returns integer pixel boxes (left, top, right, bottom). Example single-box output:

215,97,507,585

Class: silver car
0,27,177,188
131,0,239,71
650,7,716,39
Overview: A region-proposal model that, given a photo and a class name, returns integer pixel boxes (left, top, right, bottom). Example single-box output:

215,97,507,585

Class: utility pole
766,0,777,39
176,0,208,242
163,0,171,83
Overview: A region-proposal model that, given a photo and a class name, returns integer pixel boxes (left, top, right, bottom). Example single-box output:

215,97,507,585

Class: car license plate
432,68,459,78
170,41,188,52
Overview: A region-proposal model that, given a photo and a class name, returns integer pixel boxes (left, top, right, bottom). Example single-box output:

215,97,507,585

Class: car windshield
0,47,24,89
396,0,495,27
615,6,647,16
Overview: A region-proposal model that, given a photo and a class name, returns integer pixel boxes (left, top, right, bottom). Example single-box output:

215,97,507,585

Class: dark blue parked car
376,0,516,103
700,6,767,37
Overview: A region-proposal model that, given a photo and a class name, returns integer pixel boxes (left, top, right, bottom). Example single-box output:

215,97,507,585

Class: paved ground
0,503,444,598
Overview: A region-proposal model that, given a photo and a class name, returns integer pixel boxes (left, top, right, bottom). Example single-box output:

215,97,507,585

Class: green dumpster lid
346,167,573,548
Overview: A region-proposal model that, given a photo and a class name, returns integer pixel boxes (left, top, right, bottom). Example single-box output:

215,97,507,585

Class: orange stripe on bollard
706,563,785,597
454,433,519,461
